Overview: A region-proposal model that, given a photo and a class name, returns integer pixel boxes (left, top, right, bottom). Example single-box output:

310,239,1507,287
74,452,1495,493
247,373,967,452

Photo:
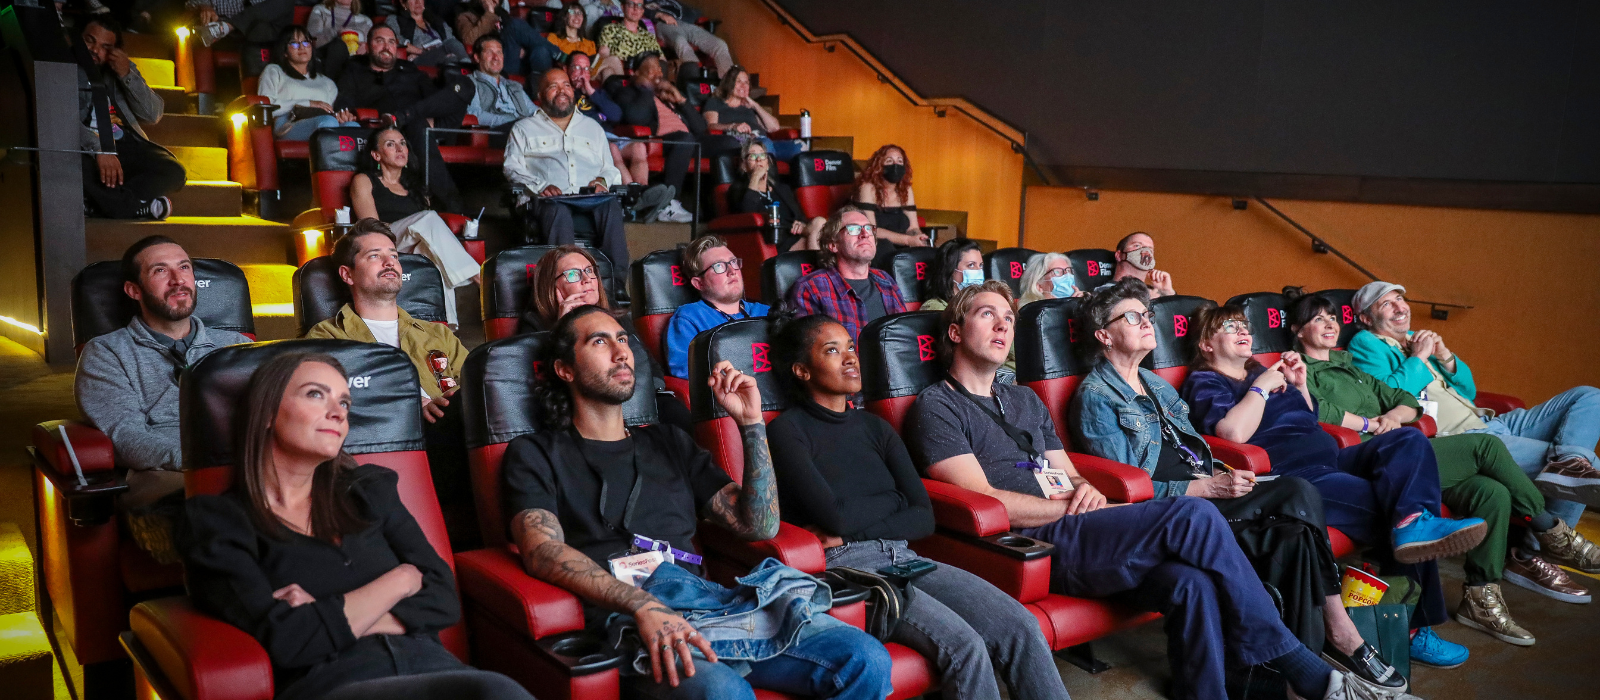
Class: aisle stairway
0,522,51,700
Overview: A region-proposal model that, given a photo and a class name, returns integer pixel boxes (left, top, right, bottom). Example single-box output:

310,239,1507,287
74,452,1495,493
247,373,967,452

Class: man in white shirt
504,67,629,286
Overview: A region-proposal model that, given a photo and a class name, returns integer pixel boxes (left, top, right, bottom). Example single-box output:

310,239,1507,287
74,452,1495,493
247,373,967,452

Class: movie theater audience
1017,252,1081,307
645,1,733,78
79,17,185,220
663,236,769,378
1175,300,1483,669
307,0,373,55
180,352,535,700
1111,231,1174,297
768,314,1070,700
258,26,360,140
348,127,480,326
1289,292,1600,646
187,0,296,48
457,0,562,77
725,140,824,252
502,306,893,699
76,236,254,561
392,0,467,68
546,3,597,56
594,0,661,82
788,206,908,343
852,144,929,267
608,52,722,223
907,281,1414,700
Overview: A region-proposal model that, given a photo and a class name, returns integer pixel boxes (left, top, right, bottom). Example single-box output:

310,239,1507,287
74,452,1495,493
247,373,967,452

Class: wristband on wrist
1249,386,1267,400
1361,417,1370,433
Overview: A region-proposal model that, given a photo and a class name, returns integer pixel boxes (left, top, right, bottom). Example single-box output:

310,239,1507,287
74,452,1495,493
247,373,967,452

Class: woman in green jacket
1288,291,1597,650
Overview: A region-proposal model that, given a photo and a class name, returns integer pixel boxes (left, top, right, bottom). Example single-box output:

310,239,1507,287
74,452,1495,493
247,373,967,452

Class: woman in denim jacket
1067,279,1409,691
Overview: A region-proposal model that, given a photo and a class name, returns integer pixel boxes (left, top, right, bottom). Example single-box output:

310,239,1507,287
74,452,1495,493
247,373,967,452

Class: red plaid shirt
788,267,908,341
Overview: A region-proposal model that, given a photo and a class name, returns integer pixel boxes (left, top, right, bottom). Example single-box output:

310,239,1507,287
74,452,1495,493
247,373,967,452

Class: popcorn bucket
1340,566,1389,607
341,30,361,55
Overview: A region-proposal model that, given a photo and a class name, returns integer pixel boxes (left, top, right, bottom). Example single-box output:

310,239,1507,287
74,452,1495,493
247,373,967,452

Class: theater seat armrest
439,212,469,234
1318,423,1362,449
1068,453,1155,503
1406,414,1437,437
227,95,270,111
456,548,586,640
707,213,765,232
127,597,275,700
32,420,117,477
1200,436,1272,476
1475,391,1526,416
697,521,826,574
613,125,653,139
921,478,1012,537
769,128,800,140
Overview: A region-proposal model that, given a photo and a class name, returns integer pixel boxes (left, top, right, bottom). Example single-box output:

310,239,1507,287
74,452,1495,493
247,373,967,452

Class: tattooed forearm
705,423,781,541
512,508,664,614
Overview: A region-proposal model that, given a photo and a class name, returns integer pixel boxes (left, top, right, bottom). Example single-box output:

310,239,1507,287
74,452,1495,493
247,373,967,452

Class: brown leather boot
1456,582,1535,646
1535,519,1600,574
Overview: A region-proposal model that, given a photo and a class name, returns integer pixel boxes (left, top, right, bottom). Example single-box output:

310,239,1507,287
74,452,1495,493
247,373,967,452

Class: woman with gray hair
1017,252,1082,307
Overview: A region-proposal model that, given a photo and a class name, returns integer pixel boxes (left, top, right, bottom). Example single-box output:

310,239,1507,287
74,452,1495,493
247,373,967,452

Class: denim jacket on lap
1068,359,1215,499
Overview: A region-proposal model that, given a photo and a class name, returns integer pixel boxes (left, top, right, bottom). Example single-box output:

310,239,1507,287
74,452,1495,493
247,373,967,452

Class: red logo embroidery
260,49,270,61
799,263,813,276
699,84,711,94
917,334,936,361
1173,315,1188,337
1086,260,1100,277
532,360,545,377
525,263,537,283
751,343,771,372
1067,319,1078,343
914,262,926,280
339,136,356,152
1267,308,1283,329
1010,262,1023,279
1341,305,1354,324
814,158,825,172
670,264,684,286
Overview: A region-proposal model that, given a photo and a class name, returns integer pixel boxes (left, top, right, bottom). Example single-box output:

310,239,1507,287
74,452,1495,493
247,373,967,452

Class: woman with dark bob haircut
180,352,535,700
1069,279,1427,690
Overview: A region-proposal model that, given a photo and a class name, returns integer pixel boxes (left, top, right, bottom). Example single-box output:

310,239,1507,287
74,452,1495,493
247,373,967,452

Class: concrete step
624,221,693,261
240,264,297,304
88,216,292,266
146,114,222,149
123,32,174,61
170,180,242,218
0,612,51,700
170,145,227,182
253,308,299,340
155,85,191,116
0,523,33,616
130,57,176,89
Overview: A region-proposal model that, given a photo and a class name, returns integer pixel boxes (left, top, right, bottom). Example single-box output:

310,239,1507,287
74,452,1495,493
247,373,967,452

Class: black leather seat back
629,249,698,319
1066,248,1117,293
72,258,256,347
1145,295,1216,370
789,150,854,188
294,254,446,337
858,311,943,403
309,127,374,173
1015,297,1092,383
1226,292,1294,355
760,250,820,306
885,247,938,306
983,248,1040,297
686,318,789,422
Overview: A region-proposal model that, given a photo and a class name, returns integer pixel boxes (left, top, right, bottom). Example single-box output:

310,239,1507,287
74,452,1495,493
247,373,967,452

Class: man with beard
504,67,630,286
75,236,253,559
78,17,186,220
334,25,475,213
788,206,908,344
501,305,893,700
305,219,478,546
1109,231,1175,297
662,235,768,378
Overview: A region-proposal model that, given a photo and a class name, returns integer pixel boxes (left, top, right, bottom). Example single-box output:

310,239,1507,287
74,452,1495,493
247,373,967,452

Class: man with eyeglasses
663,235,770,378
1110,231,1175,298
306,220,478,546
788,206,908,343
1348,281,1600,575
76,236,253,560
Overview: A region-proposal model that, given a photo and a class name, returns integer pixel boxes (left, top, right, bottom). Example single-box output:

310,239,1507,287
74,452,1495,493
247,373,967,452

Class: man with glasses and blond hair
787,205,907,342
663,235,769,378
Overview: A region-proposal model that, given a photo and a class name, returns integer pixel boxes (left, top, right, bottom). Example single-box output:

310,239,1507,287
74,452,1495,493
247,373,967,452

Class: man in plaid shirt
787,206,907,342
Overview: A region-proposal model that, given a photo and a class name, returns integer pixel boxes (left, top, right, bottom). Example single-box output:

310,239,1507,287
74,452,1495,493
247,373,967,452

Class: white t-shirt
362,317,430,399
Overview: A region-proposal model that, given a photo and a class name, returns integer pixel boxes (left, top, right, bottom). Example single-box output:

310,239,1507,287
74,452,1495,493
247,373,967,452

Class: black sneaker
1323,644,1407,692
144,196,172,221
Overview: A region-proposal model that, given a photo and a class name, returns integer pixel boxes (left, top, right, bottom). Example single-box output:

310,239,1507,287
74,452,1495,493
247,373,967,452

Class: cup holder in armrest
824,577,872,607
978,533,1055,561
534,630,625,676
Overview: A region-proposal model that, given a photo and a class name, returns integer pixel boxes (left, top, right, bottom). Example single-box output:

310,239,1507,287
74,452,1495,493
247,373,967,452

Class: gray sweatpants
655,22,734,77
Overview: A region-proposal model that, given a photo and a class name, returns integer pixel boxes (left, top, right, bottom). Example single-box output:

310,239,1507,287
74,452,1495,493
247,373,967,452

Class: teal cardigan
1347,329,1477,401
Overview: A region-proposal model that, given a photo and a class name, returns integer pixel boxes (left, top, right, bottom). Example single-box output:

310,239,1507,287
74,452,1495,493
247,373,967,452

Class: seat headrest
309,127,376,173
1065,248,1117,292
1315,289,1359,348
460,329,659,449
687,318,788,422
1145,295,1216,371
858,311,943,402
1225,292,1294,355
1015,298,1092,383
790,150,854,188
181,339,425,470
760,250,819,307
482,245,616,321
72,258,256,346
887,247,937,305
629,249,697,318
709,150,741,187
294,254,446,337
983,248,1040,297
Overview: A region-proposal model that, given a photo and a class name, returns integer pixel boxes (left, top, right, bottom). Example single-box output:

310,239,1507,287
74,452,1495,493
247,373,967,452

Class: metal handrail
1253,196,1471,319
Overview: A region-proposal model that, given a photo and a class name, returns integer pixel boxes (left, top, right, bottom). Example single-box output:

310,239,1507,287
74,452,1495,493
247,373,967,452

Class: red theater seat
983,248,1040,298
293,253,451,336
479,246,619,342
628,249,699,378
885,247,938,311
760,250,819,307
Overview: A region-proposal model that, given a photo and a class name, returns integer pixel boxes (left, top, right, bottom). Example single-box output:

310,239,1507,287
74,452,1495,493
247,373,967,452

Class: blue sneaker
1410,626,1468,669
1393,510,1487,564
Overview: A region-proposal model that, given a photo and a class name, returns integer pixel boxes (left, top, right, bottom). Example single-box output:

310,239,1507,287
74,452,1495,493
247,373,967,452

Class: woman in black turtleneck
767,315,1069,700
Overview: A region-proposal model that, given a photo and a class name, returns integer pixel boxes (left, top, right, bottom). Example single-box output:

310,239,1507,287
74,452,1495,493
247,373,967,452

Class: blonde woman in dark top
180,352,534,700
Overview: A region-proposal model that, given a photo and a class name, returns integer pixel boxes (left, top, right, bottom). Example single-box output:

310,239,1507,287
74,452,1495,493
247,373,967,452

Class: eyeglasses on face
841,223,877,237
744,153,768,161
287,41,313,49
1107,310,1154,328
699,258,743,276
559,266,597,283
1220,319,1251,335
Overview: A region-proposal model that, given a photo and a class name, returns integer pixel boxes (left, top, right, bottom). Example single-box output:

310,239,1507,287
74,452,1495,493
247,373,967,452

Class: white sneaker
1288,671,1423,700
653,199,694,224
199,21,232,47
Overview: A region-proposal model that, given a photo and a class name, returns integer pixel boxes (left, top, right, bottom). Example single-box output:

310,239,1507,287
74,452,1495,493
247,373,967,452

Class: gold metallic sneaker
1455,582,1534,646
1535,519,1600,574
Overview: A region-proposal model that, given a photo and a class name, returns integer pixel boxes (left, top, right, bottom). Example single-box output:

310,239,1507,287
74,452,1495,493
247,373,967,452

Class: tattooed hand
635,604,718,687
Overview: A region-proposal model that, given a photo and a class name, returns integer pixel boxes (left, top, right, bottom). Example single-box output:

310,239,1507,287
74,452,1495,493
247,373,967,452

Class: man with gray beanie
1346,280,1600,578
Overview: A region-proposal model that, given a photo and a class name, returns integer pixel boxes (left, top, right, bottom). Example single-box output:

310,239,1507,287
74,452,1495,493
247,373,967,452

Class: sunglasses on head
559,266,597,283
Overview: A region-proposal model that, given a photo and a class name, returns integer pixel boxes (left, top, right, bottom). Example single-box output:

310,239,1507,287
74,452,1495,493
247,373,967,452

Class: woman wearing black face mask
852,144,929,268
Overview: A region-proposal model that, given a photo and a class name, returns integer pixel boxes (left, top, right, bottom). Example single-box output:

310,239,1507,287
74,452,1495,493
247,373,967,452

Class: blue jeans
274,113,359,140
623,624,892,700
1472,385,1600,527
498,17,560,77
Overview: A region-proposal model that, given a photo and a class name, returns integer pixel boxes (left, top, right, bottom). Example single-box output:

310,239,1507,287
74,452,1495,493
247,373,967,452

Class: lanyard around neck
944,374,1040,461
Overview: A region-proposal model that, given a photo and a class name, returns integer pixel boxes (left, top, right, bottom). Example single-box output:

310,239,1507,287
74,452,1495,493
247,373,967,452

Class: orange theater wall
697,0,1024,246
1023,186,1600,403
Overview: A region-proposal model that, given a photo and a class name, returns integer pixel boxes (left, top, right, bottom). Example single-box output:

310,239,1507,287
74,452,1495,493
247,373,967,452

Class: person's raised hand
540,184,565,197
197,5,219,26
481,0,496,13
556,288,586,318
707,361,762,426
1408,331,1436,359
1253,363,1288,393
635,604,716,687
1148,269,1174,294
272,583,316,608
1430,333,1453,362
108,47,132,78
1371,414,1404,434
1279,351,1308,388
96,154,123,188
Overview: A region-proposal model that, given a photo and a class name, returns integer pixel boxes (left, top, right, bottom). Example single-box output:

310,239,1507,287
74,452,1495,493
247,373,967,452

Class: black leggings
83,136,186,218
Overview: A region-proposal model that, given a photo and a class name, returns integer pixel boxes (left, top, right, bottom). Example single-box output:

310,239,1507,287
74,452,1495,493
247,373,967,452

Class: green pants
1433,433,1545,584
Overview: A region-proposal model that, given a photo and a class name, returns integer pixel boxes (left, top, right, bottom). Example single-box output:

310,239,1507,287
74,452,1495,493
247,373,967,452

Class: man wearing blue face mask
919,239,986,313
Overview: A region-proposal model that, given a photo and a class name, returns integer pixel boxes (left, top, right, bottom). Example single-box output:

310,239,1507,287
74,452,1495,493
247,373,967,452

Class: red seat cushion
275,140,309,159
1032,595,1162,650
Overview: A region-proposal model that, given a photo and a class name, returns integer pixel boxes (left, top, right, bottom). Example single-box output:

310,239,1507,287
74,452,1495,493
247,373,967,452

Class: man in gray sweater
75,236,252,558
79,16,185,219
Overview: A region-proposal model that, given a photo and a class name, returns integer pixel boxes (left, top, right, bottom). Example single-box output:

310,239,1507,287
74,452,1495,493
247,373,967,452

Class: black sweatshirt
767,400,935,543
